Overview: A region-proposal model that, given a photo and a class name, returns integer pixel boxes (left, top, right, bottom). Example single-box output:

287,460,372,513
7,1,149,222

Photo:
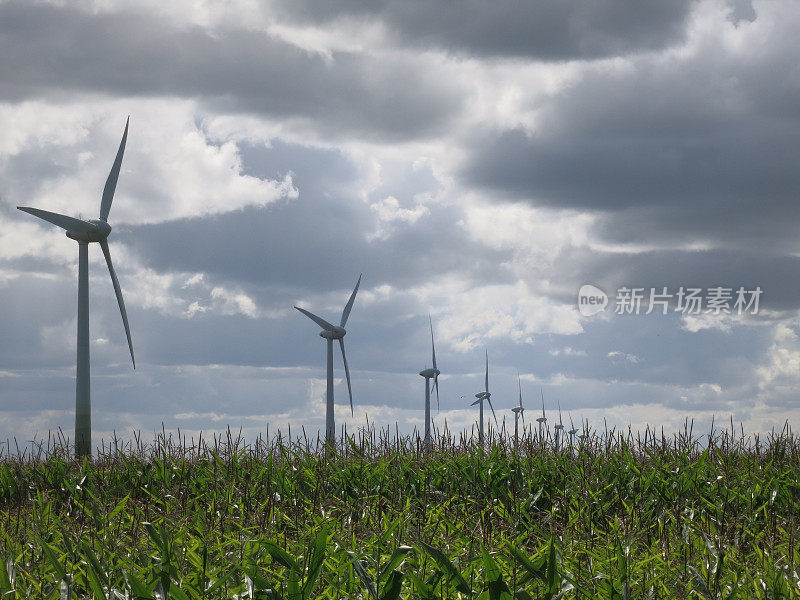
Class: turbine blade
517,371,523,409
340,273,362,327
434,373,440,413
429,314,437,370
99,239,135,369
294,306,335,331
487,397,498,424
99,117,129,222
471,398,482,406
17,207,94,235
484,349,489,393
338,338,354,415
541,388,546,419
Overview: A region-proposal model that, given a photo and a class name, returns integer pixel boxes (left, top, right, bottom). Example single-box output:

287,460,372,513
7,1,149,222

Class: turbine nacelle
512,406,524,414
66,219,112,243
319,326,346,340
536,417,547,424
554,424,564,431
419,367,440,378
475,391,490,400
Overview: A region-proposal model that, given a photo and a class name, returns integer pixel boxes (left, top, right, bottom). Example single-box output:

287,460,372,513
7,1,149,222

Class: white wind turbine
17,118,135,458
295,274,361,447
418,316,440,447
568,413,579,448
471,350,497,446
554,400,565,451
512,372,525,447
536,389,547,442
578,418,590,443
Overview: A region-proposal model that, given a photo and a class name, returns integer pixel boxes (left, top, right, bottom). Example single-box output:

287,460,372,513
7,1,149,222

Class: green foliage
0,424,798,598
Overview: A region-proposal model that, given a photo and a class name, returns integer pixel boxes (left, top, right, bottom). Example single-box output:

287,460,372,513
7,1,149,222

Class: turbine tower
418,315,440,447
512,372,525,447
536,389,547,442
471,350,496,446
295,274,361,447
17,118,135,458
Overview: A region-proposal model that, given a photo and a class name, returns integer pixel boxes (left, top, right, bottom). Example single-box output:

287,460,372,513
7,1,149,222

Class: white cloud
371,195,429,224
462,200,594,270
0,99,298,227
437,279,583,352
607,351,641,364
0,102,93,156
756,317,800,395
70,0,271,32
368,195,430,241
549,347,587,357
210,286,259,318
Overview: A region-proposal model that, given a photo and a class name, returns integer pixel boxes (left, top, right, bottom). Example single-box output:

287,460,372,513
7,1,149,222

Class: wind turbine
536,389,547,442
471,350,497,446
418,315,440,447
578,418,590,443
512,372,525,447
17,118,135,458
554,400,565,451
568,413,579,448
295,274,361,447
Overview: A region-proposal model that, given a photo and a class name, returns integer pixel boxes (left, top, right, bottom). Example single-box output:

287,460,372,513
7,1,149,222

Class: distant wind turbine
554,400,565,451
578,418,590,443
17,118,135,458
471,350,497,445
295,274,361,447
418,315,440,447
536,389,547,441
512,372,525,447
568,413,579,448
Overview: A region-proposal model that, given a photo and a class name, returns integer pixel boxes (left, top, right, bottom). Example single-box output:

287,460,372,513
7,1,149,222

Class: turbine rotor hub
66,219,112,243
419,367,439,378
320,326,346,340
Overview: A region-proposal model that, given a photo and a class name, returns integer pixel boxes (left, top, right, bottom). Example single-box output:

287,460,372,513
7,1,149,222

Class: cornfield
0,420,798,599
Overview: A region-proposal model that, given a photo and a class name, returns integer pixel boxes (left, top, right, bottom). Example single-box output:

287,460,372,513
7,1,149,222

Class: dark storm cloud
543,247,800,313
0,1,462,141
592,204,800,256
271,0,696,60
464,24,800,250
574,312,769,390
0,275,78,369
727,0,757,25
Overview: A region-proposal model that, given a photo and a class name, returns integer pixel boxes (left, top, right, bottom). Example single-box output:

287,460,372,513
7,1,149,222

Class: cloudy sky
1,0,798,449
